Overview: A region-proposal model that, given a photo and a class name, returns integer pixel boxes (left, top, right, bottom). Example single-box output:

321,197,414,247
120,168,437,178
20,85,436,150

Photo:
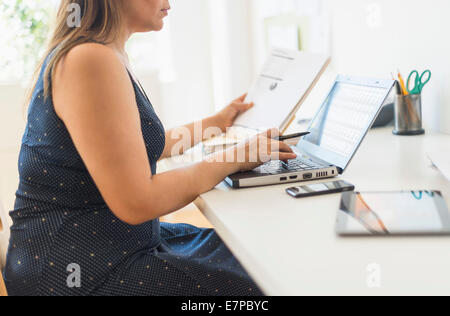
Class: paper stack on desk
427,136,450,182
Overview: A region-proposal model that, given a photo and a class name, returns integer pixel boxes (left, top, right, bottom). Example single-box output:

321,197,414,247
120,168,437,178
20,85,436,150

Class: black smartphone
286,180,355,198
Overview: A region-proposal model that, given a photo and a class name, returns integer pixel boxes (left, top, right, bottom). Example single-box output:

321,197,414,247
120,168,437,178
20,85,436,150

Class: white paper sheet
428,138,450,182
234,48,330,130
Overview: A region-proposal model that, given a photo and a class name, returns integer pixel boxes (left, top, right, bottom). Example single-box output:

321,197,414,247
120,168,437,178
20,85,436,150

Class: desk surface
194,128,450,295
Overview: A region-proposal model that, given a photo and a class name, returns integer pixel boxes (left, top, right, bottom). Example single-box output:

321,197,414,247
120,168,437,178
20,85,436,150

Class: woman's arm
53,43,295,226
160,95,254,159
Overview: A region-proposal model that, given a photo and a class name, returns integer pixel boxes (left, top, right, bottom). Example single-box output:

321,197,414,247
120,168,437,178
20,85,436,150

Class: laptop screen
298,76,394,172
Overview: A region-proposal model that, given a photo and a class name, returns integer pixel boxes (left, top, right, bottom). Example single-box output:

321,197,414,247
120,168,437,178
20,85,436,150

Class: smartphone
286,180,355,198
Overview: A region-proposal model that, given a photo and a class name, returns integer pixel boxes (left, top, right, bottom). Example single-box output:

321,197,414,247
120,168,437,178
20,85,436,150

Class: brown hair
29,0,124,101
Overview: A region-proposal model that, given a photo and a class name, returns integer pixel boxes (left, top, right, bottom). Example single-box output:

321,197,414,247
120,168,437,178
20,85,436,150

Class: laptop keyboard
258,157,320,175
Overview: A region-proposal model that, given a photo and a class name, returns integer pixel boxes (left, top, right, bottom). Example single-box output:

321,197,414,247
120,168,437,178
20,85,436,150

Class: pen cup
393,94,425,136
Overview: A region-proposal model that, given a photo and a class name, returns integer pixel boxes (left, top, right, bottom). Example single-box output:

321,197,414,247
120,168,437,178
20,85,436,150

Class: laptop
225,75,395,188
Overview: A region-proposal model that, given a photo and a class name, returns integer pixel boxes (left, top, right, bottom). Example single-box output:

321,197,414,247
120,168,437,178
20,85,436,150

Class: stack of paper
427,136,450,182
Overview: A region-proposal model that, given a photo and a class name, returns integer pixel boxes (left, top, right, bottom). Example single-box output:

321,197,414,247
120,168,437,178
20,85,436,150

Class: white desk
193,128,450,296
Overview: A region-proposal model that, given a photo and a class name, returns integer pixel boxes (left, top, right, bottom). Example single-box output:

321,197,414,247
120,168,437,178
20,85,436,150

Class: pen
397,70,409,96
391,73,402,95
275,132,310,141
397,70,420,125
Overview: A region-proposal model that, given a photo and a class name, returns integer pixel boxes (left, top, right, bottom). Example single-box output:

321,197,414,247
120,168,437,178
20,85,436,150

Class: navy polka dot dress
3,53,263,296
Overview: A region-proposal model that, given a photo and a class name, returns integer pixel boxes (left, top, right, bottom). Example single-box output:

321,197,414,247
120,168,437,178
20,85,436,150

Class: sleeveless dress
3,54,263,296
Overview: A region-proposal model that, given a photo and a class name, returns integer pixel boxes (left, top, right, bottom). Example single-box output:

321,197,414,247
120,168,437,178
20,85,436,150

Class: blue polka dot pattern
3,53,263,296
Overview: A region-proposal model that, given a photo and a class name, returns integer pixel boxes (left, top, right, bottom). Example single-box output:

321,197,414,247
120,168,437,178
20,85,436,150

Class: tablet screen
336,191,450,235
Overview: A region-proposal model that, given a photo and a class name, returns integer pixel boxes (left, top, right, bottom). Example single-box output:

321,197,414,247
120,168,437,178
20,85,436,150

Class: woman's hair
30,0,124,101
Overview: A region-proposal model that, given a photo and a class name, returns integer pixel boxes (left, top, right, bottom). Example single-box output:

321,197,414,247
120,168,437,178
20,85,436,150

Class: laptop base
225,165,338,189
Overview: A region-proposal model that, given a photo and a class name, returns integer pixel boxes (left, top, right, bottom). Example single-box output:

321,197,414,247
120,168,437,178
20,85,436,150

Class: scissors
407,70,431,95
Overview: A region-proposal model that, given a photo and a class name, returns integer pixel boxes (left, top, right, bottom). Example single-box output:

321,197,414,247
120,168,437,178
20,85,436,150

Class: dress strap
125,68,151,104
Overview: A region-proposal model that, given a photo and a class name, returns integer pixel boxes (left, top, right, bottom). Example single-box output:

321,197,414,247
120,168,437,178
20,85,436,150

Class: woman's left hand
215,93,254,132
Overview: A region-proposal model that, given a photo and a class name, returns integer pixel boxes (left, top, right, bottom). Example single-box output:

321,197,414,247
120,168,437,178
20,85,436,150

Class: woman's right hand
227,128,298,173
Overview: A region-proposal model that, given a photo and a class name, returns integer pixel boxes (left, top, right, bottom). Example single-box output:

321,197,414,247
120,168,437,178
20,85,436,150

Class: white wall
249,0,329,76
248,0,334,121
136,0,216,129
208,0,255,111
0,85,26,215
326,0,450,134
140,0,256,127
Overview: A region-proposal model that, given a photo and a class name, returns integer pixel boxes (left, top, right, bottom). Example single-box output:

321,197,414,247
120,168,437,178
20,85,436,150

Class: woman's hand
209,128,298,173
215,93,254,132
235,128,297,172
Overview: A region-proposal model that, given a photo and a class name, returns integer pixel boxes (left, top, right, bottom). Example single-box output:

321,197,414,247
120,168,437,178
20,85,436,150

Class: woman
4,0,296,296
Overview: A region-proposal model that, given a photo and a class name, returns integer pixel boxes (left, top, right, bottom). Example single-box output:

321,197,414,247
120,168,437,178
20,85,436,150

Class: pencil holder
393,94,425,136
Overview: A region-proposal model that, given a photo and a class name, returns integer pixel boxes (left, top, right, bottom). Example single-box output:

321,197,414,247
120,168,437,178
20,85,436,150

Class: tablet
336,191,450,236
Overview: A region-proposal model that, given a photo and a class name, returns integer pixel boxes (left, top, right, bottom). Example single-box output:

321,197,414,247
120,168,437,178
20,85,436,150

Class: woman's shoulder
52,42,131,100
58,43,123,75
52,42,135,121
